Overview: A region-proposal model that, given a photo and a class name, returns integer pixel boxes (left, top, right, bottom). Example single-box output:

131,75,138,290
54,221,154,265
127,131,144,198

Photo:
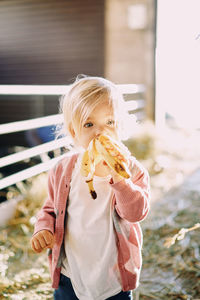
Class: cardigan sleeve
110,158,150,223
33,167,56,235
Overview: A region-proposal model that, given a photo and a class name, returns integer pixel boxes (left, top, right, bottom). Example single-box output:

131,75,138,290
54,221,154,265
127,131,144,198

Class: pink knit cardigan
33,152,150,291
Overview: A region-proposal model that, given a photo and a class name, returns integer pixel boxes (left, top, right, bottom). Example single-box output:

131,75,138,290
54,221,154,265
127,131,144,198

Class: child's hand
102,161,123,183
31,230,55,253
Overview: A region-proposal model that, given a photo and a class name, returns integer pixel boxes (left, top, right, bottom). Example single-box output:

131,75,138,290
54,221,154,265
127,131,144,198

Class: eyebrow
86,114,114,121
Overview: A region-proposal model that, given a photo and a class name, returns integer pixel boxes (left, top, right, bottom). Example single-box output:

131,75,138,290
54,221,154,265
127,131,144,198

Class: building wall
105,0,156,119
0,0,105,85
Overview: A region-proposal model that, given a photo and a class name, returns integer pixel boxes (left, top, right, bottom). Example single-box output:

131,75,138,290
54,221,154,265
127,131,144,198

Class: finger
37,235,48,249
44,237,54,249
31,238,37,252
43,231,53,246
103,160,112,171
103,160,115,175
32,239,42,253
38,231,53,247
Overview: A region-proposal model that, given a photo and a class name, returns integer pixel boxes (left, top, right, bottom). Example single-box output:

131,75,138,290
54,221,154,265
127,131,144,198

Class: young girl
31,75,150,300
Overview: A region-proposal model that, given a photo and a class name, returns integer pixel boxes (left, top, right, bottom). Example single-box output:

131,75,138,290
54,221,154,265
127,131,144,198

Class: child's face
74,102,118,149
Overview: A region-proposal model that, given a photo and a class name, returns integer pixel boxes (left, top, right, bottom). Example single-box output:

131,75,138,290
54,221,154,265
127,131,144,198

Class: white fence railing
0,84,145,95
0,84,145,190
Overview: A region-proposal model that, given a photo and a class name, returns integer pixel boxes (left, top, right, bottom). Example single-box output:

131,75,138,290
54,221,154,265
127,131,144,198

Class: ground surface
0,125,200,299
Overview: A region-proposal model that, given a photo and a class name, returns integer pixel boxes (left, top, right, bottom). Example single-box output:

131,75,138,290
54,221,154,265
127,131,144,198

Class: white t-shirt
61,154,121,300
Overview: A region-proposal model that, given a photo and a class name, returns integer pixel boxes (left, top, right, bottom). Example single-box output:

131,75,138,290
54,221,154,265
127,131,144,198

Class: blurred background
0,0,200,299
0,0,155,149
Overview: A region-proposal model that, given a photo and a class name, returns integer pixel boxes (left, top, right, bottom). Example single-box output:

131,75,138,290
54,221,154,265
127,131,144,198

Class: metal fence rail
0,84,145,95
0,114,63,135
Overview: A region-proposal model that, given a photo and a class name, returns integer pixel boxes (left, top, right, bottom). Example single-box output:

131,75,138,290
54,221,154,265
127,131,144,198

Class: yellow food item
95,135,131,179
80,149,97,199
81,134,131,199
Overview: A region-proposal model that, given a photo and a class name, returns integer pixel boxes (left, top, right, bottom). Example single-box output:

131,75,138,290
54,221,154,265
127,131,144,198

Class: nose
94,125,105,137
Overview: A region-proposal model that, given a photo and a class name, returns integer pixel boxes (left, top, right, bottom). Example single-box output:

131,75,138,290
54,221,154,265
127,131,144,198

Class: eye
106,119,115,126
84,122,93,128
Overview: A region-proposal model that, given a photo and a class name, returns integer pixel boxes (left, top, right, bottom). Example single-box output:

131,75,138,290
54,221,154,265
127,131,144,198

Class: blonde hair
58,75,131,143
